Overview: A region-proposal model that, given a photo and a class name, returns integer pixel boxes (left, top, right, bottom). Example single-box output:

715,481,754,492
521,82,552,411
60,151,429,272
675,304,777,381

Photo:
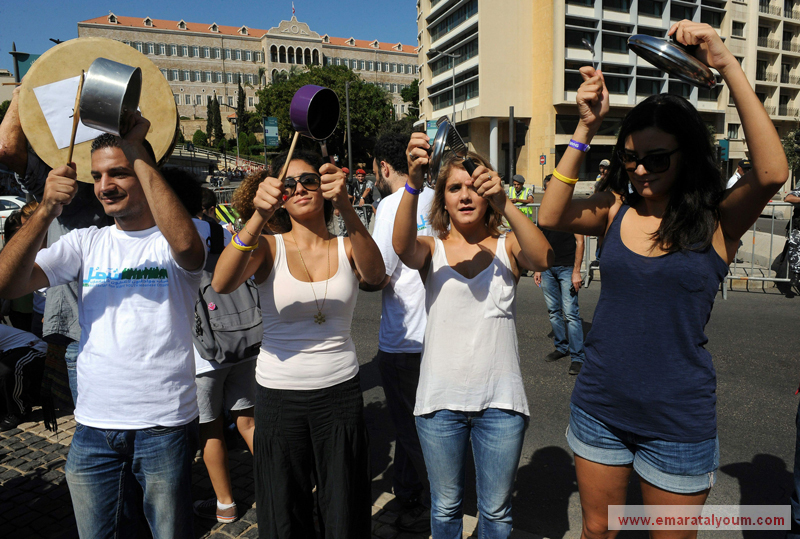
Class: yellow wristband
231,234,258,252
552,169,578,185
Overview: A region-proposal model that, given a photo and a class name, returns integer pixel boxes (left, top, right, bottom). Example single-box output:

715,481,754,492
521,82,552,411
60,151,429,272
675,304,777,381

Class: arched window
305,48,312,65
271,45,278,63
312,49,320,65
279,46,286,63
288,48,295,64
272,69,279,83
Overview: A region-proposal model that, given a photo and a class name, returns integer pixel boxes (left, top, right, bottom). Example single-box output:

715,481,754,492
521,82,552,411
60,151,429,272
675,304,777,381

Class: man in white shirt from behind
0,113,206,539
363,132,434,534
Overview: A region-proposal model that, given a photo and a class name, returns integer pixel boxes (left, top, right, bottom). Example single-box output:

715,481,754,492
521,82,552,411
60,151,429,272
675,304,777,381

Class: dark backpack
193,218,263,364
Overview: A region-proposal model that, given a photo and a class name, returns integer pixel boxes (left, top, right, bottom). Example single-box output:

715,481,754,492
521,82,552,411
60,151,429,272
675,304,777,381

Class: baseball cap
599,159,611,167
738,159,752,170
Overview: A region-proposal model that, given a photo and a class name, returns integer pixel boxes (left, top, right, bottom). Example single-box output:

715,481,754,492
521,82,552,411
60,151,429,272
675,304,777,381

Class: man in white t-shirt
0,113,206,539
364,132,434,534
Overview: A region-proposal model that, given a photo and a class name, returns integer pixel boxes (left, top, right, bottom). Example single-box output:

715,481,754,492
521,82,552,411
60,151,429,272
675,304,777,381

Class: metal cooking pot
289,85,340,140
79,57,142,136
627,34,716,89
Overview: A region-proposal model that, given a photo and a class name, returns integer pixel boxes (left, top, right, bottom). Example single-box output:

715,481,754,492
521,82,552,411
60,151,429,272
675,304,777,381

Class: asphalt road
353,277,800,539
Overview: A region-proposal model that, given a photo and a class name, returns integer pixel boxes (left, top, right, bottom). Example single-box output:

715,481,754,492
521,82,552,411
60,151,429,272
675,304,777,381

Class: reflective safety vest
508,185,534,219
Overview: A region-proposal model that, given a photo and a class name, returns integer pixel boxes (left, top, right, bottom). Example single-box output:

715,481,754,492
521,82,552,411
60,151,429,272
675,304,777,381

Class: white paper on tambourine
33,75,104,149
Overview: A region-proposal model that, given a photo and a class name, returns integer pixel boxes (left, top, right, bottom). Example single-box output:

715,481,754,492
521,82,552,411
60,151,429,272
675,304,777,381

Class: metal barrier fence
211,187,237,205
514,201,795,299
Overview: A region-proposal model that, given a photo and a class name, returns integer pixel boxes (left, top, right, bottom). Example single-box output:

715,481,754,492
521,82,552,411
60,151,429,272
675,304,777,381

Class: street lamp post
426,49,462,124
219,103,241,169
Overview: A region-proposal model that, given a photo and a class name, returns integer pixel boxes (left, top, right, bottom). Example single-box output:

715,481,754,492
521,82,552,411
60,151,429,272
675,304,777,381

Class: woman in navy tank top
539,21,788,538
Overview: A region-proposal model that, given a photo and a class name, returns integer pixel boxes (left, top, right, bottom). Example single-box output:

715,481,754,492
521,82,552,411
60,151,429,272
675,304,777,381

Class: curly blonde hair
428,151,502,237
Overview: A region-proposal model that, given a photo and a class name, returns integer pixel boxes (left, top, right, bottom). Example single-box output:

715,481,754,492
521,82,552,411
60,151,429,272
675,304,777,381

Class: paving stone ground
0,409,545,539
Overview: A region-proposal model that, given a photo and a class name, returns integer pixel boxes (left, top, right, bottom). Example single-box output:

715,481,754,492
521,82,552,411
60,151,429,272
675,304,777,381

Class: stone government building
78,13,418,137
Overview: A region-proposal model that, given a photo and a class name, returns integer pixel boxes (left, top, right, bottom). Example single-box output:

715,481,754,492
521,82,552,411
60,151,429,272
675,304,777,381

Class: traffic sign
263,117,279,148
540,154,546,165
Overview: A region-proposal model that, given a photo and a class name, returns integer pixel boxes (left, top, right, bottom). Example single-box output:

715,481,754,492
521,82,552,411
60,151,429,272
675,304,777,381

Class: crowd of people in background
0,19,799,539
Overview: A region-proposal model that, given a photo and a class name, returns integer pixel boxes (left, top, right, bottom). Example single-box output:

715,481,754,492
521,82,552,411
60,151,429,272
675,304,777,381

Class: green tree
400,80,419,117
206,99,214,142
255,64,393,164
0,100,9,125
236,79,246,135
212,97,225,143
782,128,800,175
192,129,208,147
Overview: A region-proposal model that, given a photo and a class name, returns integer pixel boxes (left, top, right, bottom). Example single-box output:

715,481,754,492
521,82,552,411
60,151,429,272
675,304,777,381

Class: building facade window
193,71,201,82
171,69,179,81
248,96,254,107
246,50,252,61
171,44,178,56
727,123,740,139
429,0,478,42
193,46,199,57
147,43,154,54
160,69,168,79
228,96,234,106
182,70,190,81
732,21,745,37
235,49,242,60
205,71,212,82
196,94,203,105
203,47,211,58
135,42,143,52
158,44,166,55
184,94,192,105
174,94,180,105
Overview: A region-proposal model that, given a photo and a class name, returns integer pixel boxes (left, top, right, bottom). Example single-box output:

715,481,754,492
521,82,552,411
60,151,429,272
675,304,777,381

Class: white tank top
415,235,529,416
255,234,360,390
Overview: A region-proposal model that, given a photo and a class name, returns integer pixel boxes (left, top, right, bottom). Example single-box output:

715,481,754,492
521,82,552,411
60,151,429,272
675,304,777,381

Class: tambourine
17,37,178,183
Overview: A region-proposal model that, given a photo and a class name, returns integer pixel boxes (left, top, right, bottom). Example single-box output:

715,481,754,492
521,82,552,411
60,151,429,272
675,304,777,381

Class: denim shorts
566,403,718,494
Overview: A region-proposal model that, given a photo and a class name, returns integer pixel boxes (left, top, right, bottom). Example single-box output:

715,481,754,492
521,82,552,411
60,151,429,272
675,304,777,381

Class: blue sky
0,0,418,73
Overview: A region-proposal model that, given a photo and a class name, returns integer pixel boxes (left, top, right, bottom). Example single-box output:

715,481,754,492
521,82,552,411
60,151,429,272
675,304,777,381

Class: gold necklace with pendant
290,230,330,324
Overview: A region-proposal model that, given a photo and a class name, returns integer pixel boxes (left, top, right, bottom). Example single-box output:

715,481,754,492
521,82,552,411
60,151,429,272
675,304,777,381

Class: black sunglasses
283,173,321,196
617,148,680,174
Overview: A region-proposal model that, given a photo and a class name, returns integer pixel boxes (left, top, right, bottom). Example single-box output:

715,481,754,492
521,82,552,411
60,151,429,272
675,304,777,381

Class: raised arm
674,20,791,242
473,166,553,272
0,87,28,177
393,133,434,271
538,68,617,236
0,165,78,298
122,113,205,271
211,179,279,293
321,164,384,285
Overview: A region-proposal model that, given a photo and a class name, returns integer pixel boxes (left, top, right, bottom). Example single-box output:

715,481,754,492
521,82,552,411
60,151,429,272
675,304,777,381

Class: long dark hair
606,94,723,253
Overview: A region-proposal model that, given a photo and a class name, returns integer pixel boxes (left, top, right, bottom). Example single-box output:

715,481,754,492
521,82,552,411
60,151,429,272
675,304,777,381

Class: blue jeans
65,419,199,539
540,266,585,363
64,340,79,407
416,408,527,539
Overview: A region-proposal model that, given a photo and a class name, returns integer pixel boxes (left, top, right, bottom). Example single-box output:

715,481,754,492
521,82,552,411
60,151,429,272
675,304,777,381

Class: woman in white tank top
394,144,553,538
212,149,385,539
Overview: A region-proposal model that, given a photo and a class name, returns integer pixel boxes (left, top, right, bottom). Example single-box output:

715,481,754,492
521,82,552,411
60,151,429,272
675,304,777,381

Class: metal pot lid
428,117,450,187
628,34,716,89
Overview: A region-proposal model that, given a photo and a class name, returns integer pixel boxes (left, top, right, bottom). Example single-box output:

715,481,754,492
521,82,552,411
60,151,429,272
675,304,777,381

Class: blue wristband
405,182,423,195
568,139,591,152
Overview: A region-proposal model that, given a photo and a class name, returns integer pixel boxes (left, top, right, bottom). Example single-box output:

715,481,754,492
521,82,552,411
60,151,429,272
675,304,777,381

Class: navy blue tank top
572,205,729,442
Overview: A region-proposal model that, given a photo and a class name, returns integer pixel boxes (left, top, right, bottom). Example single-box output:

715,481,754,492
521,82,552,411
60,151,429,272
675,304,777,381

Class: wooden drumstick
277,131,300,182
66,70,85,165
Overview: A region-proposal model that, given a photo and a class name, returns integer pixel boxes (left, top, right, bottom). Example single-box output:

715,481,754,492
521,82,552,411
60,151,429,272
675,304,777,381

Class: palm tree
257,66,266,90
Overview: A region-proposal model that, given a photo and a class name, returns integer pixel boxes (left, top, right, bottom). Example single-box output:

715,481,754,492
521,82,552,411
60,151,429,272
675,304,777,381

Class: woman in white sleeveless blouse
212,149,385,539
393,144,553,538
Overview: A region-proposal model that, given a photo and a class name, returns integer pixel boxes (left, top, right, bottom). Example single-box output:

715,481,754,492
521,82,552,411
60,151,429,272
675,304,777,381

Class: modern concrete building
78,14,417,136
417,0,797,188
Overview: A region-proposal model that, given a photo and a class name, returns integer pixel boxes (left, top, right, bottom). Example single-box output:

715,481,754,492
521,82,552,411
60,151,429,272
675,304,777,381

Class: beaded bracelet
231,233,258,252
552,169,579,185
